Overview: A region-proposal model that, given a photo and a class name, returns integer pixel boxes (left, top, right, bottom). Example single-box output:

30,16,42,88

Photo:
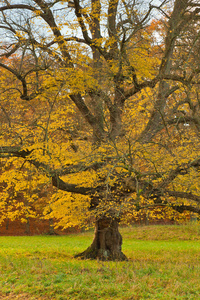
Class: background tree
0,0,200,260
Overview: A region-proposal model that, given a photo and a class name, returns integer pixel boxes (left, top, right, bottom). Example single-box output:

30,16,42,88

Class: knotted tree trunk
75,217,127,261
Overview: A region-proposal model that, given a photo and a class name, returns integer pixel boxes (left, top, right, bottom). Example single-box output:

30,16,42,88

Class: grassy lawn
0,223,200,299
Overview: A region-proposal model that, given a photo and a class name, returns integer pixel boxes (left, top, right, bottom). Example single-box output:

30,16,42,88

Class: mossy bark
75,217,127,261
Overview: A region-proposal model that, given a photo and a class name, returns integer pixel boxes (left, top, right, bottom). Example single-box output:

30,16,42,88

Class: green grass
0,223,200,299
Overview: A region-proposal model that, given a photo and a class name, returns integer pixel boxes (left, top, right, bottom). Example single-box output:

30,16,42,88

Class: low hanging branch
1,145,200,216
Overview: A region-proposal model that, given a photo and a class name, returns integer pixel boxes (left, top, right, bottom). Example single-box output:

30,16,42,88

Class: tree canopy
0,0,200,260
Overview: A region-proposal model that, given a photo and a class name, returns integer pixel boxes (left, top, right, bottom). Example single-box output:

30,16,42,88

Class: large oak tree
0,0,200,260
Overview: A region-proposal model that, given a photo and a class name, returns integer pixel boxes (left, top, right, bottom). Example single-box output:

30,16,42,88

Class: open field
0,224,200,299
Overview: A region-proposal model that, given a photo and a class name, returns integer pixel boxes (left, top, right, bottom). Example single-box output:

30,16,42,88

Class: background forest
0,0,200,260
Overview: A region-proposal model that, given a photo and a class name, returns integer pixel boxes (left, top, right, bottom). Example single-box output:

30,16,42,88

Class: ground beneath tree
0,293,49,300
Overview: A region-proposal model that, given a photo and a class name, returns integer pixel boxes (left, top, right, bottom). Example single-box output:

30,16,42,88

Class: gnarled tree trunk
75,217,127,261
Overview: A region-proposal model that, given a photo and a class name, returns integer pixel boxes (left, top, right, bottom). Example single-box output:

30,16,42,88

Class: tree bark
75,217,127,261
25,217,30,235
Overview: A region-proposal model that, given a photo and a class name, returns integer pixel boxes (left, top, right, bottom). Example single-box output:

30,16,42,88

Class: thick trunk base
75,218,127,261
